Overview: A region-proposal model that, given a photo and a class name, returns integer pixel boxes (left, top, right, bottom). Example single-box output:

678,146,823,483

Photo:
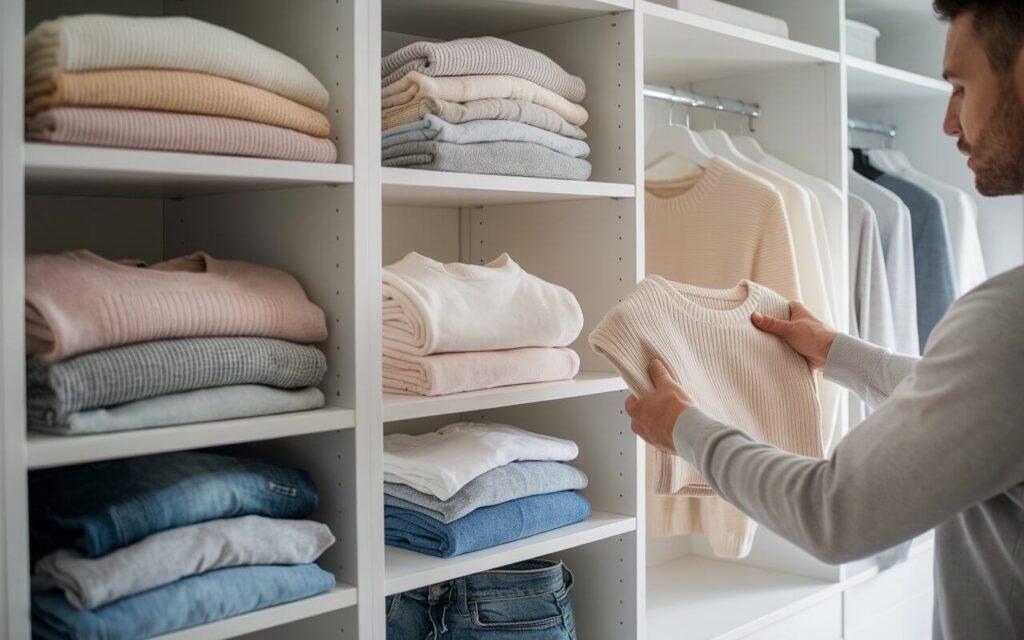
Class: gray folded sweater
383,115,590,158
381,140,592,181
27,337,327,426
381,36,586,103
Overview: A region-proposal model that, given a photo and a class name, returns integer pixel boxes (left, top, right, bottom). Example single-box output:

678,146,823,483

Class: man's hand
751,301,838,371
624,359,694,455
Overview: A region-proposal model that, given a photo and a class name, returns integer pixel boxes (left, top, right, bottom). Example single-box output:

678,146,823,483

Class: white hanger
700,127,751,164
733,136,767,162
644,96,714,170
865,148,901,173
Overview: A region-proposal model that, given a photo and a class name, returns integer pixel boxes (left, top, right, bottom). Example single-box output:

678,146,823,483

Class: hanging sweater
25,250,327,362
589,277,822,557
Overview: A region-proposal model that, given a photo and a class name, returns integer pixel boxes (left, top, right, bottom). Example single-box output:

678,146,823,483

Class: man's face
942,13,1024,196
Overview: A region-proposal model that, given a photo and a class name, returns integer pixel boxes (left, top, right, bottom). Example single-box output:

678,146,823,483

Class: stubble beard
968,77,1024,197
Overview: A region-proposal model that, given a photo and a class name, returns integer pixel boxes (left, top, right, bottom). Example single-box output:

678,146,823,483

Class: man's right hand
751,301,838,371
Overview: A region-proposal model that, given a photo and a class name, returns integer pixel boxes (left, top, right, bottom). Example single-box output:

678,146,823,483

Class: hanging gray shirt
672,265,1024,640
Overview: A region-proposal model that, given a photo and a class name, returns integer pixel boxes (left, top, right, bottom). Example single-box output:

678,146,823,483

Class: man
625,2,1024,639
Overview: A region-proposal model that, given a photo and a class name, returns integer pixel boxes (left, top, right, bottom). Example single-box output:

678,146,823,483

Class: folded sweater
382,140,591,181
381,97,586,139
27,107,338,163
381,36,586,103
382,72,588,127
383,347,579,396
25,14,329,110
382,115,590,158
26,70,331,137
382,252,583,356
26,250,327,362
28,337,327,423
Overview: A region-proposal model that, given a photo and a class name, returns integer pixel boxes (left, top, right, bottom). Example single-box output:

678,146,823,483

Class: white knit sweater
590,277,822,556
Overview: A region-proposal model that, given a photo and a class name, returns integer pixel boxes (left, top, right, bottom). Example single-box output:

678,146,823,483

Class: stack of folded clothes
380,36,591,180
25,250,329,435
25,14,337,162
29,451,337,639
382,252,583,396
383,422,590,558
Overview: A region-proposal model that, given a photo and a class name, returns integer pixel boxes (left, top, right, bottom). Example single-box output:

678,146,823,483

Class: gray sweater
673,265,1024,640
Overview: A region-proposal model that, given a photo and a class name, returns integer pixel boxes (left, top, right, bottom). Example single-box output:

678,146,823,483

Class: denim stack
29,451,336,639
387,559,578,640
383,422,590,558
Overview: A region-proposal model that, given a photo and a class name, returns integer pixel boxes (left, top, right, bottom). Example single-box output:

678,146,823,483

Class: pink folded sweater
26,250,328,362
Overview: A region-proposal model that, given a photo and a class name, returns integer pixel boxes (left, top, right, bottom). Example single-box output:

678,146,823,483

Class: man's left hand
624,359,694,455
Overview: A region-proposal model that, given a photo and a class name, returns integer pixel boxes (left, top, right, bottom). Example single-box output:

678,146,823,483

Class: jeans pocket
385,593,402,621
471,593,564,630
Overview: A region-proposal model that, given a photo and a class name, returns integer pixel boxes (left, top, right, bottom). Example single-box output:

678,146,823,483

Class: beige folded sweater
381,72,588,127
26,70,331,137
589,277,822,557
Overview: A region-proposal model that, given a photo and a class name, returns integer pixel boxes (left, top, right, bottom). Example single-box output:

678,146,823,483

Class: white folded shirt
383,422,579,500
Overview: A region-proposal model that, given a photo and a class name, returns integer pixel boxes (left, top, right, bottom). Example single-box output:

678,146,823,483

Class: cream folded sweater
381,72,589,127
589,277,822,557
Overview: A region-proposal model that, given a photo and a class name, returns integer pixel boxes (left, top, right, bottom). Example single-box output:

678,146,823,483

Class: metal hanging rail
848,117,898,138
643,84,761,119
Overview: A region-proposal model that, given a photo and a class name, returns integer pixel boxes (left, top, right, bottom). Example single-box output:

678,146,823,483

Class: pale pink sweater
26,250,327,362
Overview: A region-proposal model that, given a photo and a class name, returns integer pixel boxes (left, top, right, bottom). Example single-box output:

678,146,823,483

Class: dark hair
934,0,1024,72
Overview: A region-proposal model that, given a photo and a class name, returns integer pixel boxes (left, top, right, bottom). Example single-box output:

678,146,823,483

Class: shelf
643,1,840,86
26,407,356,470
24,143,353,198
385,511,636,595
382,168,634,207
383,0,631,40
842,534,936,587
155,581,357,640
847,57,951,108
647,555,841,640
383,372,627,422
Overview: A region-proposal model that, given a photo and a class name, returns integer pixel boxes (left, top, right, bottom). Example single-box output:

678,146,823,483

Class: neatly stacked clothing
25,14,337,162
380,36,591,180
384,422,590,558
382,252,583,396
29,451,336,639
26,250,329,434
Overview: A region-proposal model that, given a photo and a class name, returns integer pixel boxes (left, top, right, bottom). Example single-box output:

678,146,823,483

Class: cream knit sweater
590,277,822,557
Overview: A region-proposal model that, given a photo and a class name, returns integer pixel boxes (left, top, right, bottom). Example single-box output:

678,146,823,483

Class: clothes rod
849,118,897,138
643,84,761,119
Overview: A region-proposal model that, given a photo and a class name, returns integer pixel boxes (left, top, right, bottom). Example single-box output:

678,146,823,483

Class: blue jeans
386,559,577,640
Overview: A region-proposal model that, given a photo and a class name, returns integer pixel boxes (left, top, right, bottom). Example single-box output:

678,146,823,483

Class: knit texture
382,72,588,127
27,337,327,424
382,140,591,180
382,115,590,158
381,98,586,139
589,277,822,557
383,347,579,396
25,14,329,110
26,107,338,163
381,37,586,103
26,70,331,137
26,250,328,362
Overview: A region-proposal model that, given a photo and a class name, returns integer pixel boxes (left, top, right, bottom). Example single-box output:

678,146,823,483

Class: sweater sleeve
751,195,802,303
823,334,919,410
672,275,1024,563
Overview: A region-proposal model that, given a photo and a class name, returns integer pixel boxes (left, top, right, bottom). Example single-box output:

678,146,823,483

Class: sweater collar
646,276,763,325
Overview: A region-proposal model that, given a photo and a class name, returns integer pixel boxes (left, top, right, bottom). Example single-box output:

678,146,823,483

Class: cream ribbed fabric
589,277,822,556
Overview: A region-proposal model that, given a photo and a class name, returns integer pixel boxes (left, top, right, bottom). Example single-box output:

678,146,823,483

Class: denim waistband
453,559,571,603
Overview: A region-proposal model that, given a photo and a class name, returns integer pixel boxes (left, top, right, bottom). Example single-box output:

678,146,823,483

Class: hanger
865,148,900,173
851,148,883,179
733,135,767,162
699,97,752,163
645,93,714,170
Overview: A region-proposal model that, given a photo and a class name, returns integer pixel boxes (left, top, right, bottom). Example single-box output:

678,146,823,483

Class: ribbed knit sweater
590,277,822,556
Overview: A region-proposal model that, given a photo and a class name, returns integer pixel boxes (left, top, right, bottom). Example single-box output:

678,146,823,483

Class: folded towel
382,115,590,158
25,70,331,137
381,37,586,103
382,72,588,127
27,107,338,163
385,461,588,523
381,98,586,139
382,252,583,356
33,516,334,610
34,385,326,435
385,490,590,557
25,14,329,109
382,140,591,180
26,250,328,362
28,337,327,424
384,422,578,500
30,451,318,560
383,347,580,396
31,563,335,640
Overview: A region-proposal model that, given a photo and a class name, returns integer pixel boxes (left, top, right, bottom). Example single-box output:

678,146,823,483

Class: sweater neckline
398,251,522,281
644,157,729,212
647,275,762,325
